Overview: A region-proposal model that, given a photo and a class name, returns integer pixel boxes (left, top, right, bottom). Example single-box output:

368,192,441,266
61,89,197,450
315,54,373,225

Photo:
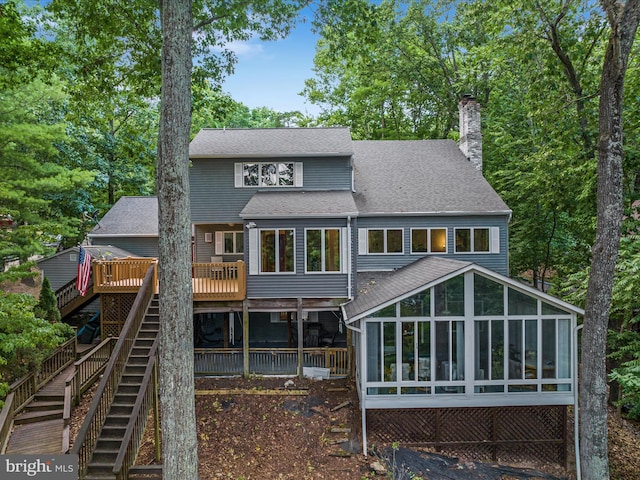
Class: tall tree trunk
158,0,198,478
580,1,640,478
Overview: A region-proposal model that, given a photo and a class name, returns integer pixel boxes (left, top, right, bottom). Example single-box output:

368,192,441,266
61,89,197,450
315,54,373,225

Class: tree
34,277,61,323
157,0,198,477
580,1,640,478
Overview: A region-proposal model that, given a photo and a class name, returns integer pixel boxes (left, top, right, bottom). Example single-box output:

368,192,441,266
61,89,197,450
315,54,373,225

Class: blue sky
221,16,321,116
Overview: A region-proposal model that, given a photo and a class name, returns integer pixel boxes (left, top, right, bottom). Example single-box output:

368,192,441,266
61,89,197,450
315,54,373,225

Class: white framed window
305,228,347,273
411,228,447,254
234,162,303,188
358,228,403,255
248,228,295,274
454,227,500,253
215,231,244,255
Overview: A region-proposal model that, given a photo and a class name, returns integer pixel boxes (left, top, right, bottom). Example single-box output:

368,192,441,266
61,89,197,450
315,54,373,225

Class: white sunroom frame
342,263,584,455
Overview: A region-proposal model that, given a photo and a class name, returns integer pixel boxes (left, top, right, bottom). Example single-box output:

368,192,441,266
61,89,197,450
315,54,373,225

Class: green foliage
0,291,74,401
34,277,61,323
609,329,640,420
0,75,95,260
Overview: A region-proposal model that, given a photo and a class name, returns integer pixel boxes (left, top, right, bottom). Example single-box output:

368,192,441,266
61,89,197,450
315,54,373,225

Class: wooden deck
4,364,74,455
92,259,246,301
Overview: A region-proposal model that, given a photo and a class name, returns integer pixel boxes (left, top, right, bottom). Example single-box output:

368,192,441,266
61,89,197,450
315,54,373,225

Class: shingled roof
343,256,473,321
189,127,354,158
88,196,158,238
241,191,358,218
352,140,511,216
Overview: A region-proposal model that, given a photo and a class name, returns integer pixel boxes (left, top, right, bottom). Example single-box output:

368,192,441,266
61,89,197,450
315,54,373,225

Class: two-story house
86,97,582,463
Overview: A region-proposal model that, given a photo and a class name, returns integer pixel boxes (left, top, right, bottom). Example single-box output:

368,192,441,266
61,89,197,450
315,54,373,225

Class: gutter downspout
347,216,353,300
574,323,583,480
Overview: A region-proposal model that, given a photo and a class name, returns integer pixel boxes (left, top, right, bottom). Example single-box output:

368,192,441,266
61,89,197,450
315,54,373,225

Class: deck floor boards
5,419,65,454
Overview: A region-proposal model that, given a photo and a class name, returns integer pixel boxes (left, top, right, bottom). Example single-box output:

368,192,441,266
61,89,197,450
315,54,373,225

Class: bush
0,291,74,404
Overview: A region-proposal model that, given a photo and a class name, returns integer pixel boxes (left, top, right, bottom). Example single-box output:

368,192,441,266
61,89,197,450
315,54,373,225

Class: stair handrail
0,334,77,452
72,264,156,476
113,341,159,480
56,277,94,311
61,337,118,454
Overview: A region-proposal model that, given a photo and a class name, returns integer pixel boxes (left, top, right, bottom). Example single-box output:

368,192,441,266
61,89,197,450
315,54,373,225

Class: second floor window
260,229,295,273
411,228,447,253
306,228,341,272
360,228,403,254
235,162,303,187
454,227,500,254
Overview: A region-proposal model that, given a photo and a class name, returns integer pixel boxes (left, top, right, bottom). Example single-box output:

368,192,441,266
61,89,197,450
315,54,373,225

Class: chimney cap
460,94,477,105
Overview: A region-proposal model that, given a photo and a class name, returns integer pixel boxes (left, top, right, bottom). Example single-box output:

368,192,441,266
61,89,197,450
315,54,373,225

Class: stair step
101,423,127,436
109,403,134,415
33,393,64,402
137,331,158,339
114,392,138,402
25,400,64,412
131,347,152,356
121,374,144,383
87,461,117,475
118,383,143,394
14,409,63,425
134,339,154,347
96,438,124,451
128,355,150,364
125,365,147,375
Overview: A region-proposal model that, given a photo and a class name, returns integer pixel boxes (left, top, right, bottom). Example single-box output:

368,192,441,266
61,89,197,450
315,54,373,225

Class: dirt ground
70,376,640,480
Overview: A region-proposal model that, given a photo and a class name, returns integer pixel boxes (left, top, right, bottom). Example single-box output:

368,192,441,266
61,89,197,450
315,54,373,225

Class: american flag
76,246,92,296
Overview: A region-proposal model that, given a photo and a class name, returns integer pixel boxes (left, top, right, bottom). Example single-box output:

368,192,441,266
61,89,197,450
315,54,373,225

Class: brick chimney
458,95,482,171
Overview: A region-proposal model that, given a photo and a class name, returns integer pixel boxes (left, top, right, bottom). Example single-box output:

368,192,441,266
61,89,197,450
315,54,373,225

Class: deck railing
194,347,349,377
72,265,156,477
93,258,158,293
93,258,246,301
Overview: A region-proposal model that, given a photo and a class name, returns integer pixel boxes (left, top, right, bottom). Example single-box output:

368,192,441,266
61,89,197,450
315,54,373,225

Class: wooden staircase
84,297,159,480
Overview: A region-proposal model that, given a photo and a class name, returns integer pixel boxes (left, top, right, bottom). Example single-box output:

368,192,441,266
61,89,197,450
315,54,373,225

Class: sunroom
343,257,583,462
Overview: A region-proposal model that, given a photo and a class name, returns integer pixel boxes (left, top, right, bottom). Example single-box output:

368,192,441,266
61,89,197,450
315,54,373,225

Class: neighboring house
89,97,583,463
87,196,159,258
37,245,139,319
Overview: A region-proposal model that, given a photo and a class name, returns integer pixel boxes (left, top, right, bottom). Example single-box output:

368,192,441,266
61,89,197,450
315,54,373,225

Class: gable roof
190,128,354,158
241,191,358,218
352,140,511,216
344,257,472,320
88,196,158,238
344,256,584,322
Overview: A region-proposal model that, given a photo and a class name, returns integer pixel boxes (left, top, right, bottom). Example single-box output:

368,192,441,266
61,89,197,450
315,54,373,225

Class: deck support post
242,300,249,378
297,298,303,379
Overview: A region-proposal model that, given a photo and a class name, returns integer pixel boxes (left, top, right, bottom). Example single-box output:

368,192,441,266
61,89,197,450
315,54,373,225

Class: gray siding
38,250,81,291
189,156,352,223
89,237,158,258
244,218,353,300
356,215,509,275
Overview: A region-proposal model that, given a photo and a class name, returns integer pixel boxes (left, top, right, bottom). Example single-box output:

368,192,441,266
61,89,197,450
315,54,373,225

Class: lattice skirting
100,293,137,338
366,405,567,466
